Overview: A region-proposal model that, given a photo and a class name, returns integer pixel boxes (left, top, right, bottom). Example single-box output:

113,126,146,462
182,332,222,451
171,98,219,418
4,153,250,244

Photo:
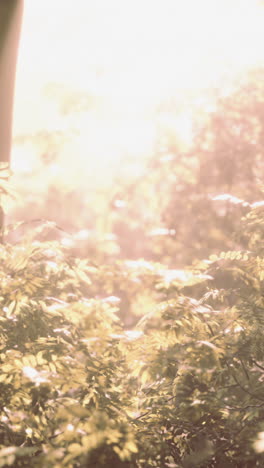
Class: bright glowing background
12,0,264,185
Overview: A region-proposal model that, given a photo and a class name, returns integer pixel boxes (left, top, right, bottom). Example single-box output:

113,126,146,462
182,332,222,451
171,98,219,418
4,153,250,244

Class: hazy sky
17,0,264,90
12,0,264,178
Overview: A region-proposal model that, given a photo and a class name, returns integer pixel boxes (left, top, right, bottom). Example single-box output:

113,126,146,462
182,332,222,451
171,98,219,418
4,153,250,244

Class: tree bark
0,0,24,234
0,0,24,164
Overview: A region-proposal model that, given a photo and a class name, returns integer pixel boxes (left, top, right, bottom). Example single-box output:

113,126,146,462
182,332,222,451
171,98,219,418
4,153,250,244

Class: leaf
74,269,91,285
1,364,14,372
125,440,138,453
68,443,83,454
197,341,218,350
66,404,90,418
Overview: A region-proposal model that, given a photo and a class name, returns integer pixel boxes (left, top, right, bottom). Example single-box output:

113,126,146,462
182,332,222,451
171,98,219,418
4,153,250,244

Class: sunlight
22,366,48,384
12,0,264,180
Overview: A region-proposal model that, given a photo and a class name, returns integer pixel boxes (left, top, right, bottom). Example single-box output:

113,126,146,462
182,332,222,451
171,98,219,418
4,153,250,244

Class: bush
1,197,264,467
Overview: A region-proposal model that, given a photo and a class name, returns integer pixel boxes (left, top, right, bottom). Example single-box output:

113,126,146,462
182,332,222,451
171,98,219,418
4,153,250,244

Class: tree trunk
0,0,24,234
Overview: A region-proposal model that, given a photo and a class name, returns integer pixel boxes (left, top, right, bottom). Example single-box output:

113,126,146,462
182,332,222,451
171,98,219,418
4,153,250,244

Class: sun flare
12,0,264,182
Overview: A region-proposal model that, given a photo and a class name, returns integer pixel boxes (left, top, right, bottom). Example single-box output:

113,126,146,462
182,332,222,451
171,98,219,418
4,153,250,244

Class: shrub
0,198,264,467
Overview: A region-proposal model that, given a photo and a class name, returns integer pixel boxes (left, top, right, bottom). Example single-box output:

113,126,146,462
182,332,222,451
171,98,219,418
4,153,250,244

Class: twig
252,360,264,371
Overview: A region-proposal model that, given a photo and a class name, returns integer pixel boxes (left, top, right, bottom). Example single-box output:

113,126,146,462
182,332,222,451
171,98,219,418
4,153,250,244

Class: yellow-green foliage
0,202,264,467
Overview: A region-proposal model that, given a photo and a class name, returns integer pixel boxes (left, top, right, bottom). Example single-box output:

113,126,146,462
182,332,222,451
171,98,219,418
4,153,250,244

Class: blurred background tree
7,0,264,269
